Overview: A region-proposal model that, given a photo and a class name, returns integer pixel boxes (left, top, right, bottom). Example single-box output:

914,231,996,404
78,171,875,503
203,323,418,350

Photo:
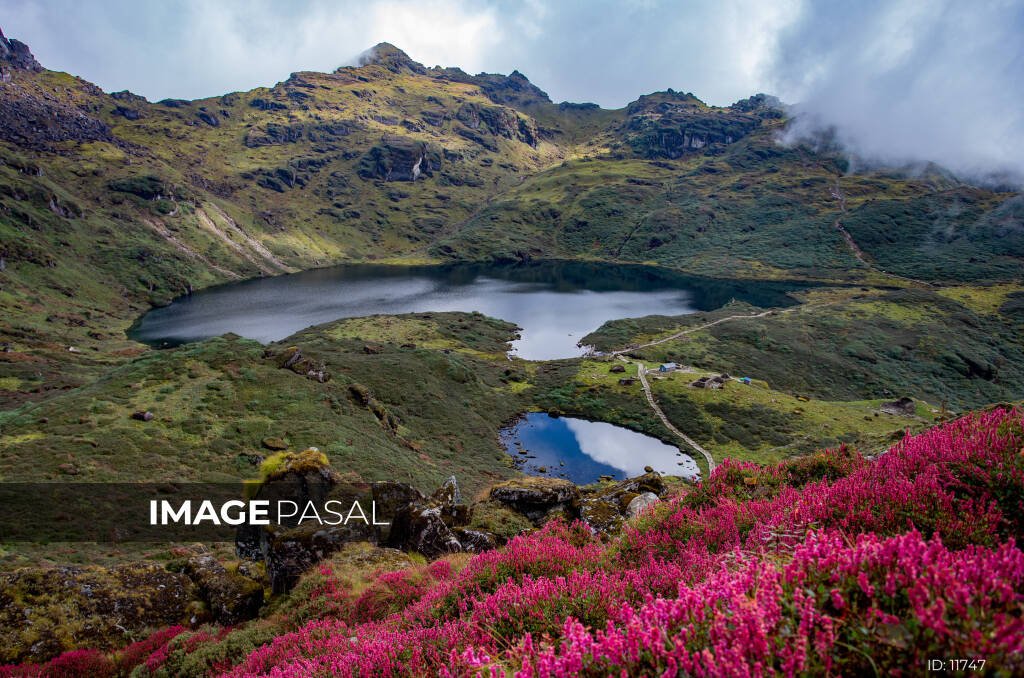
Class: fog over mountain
1,0,1022,178
771,0,1024,184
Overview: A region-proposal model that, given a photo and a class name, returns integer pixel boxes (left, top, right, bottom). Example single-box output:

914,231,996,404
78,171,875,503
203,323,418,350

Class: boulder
371,480,425,542
882,397,917,415
431,475,463,505
609,472,665,496
182,555,263,624
466,499,534,544
269,345,331,383
236,449,349,566
626,492,659,519
490,477,581,523
386,476,471,558
580,473,665,534
263,519,376,593
236,560,268,585
610,364,626,373
580,496,625,533
454,528,498,553
387,504,462,559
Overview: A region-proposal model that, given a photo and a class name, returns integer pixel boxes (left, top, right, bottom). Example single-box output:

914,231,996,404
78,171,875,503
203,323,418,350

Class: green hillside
1,33,1022,473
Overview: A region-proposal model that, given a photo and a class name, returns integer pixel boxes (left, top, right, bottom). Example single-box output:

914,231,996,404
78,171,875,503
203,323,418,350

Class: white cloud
1,0,1021,177
770,0,1024,180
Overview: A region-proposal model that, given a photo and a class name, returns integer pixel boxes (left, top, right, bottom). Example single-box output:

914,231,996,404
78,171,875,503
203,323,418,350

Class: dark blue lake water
501,412,699,484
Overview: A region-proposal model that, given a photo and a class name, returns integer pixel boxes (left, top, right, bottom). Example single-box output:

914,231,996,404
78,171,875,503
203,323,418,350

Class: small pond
129,261,811,361
500,412,699,484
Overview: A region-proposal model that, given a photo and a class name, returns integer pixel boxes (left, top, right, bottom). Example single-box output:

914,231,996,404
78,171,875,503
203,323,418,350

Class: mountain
0,30,1023,673
0,28,1019,408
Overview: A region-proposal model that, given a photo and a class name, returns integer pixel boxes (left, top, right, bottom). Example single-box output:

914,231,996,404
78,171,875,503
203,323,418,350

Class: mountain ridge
0,27,1021,408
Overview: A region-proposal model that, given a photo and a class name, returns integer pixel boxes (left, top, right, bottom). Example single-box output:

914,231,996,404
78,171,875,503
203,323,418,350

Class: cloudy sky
2,0,1023,177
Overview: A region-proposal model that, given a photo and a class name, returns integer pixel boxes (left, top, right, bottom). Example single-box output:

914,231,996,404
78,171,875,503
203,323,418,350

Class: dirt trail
830,181,934,287
611,309,777,356
618,355,716,474
607,304,817,474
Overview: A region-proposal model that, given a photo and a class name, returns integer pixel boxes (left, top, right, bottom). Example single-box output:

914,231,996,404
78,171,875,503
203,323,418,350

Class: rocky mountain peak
0,27,42,72
355,42,426,75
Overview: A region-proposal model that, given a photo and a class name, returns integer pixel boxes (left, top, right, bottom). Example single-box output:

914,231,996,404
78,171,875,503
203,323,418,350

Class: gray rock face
0,29,41,71
489,477,582,522
626,492,659,519
456,102,538,147
358,135,441,182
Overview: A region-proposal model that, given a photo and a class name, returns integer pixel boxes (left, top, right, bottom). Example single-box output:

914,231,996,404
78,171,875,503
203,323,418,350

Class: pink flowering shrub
511,529,1024,677
115,626,187,675
353,560,459,623
3,408,1022,678
0,649,115,678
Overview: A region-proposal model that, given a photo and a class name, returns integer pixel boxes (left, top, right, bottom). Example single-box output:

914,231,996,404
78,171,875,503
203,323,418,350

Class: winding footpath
618,355,716,474
609,306,811,475
830,181,934,288
610,309,776,356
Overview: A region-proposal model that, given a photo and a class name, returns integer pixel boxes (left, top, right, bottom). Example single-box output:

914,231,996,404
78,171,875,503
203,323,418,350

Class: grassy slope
582,284,1024,411
0,313,524,495
0,39,1022,501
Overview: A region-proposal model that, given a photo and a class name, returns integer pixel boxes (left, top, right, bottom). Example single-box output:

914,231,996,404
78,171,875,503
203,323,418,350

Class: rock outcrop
882,396,917,415
358,135,442,181
622,90,761,159
267,345,331,383
355,42,427,75
0,563,196,664
432,67,552,109
456,102,539,147
490,477,582,523
237,456,379,592
0,29,42,71
181,554,263,624
579,472,665,533
386,476,481,558
0,88,116,150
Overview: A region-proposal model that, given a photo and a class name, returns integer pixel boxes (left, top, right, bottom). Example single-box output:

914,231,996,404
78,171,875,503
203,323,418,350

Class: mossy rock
258,448,333,483
264,519,378,593
182,555,264,625
467,498,535,543
489,477,581,522
0,563,197,663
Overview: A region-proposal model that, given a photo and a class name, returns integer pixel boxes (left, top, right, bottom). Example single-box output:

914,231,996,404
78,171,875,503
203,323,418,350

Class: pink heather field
3,407,1022,678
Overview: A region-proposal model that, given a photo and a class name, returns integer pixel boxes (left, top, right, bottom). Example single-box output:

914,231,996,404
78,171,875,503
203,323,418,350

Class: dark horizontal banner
0,483,391,542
